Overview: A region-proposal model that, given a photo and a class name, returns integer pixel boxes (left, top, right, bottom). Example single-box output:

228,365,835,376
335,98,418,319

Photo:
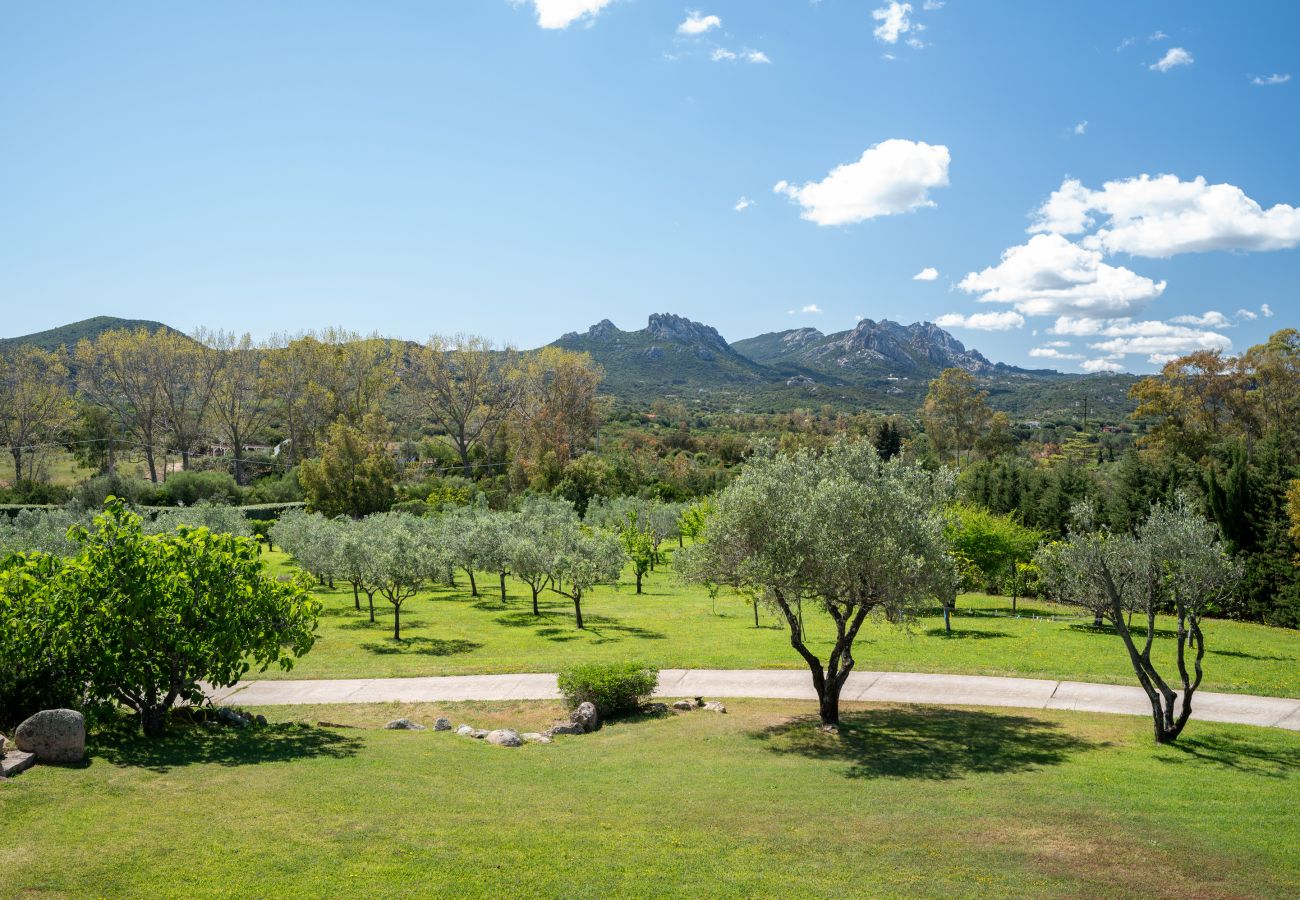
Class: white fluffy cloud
1262,303,1274,317
678,11,720,35
872,2,913,43
934,311,1025,331
774,139,950,226
1040,317,1232,369
733,196,752,212
958,233,1166,318
913,266,939,281
1171,310,1232,328
1151,47,1193,72
1074,120,1088,136
1029,345,1084,360
520,0,614,29
1083,319,1231,358
1252,73,1291,86
744,49,771,64
711,48,736,61
802,304,823,314
1030,175,1300,258
1081,358,1124,373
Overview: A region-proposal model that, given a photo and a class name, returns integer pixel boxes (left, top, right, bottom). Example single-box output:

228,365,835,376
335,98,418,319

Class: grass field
256,550,1300,698
3,699,1297,897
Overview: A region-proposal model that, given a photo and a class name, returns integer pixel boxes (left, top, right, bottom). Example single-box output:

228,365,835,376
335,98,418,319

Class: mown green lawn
3,700,1297,897
257,550,1300,698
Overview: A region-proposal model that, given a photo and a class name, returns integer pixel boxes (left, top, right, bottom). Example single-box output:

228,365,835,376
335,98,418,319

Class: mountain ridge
2,313,1139,418
0,316,184,353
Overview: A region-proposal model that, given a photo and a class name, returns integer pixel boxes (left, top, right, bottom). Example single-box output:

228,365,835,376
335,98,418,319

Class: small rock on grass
384,718,425,730
521,732,552,744
672,699,700,711
570,701,599,733
486,729,523,747
643,702,669,715
456,724,475,735
548,722,584,736
433,717,452,731
703,702,728,714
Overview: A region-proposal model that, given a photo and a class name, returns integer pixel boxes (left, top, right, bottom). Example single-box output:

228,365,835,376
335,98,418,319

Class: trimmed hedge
556,661,659,718
0,502,303,520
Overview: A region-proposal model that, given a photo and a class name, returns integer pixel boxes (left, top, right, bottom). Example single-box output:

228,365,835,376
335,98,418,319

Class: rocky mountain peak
645,313,731,353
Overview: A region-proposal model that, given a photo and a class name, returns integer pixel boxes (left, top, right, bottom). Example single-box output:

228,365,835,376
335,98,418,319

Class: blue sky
1,1,1296,373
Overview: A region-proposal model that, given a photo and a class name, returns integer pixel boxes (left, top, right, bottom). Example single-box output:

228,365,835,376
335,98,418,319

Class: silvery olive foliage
1036,497,1239,743
678,438,956,727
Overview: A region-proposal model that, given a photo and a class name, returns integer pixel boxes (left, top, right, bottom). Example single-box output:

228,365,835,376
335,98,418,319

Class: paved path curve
209,670,1300,731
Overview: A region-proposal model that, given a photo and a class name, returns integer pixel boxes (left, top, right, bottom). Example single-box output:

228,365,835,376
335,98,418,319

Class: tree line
919,329,1300,628
269,495,689,638
0,326,601,494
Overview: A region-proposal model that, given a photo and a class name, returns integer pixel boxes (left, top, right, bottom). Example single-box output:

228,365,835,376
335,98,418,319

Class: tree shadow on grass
923,627,1011,640
753,706,1097,780
1069,622,1177,639
1209,648,1293,663
318,604,363,619
360,638,483,656
1157,731,1300,778
489,609,667,643
95,721,362,773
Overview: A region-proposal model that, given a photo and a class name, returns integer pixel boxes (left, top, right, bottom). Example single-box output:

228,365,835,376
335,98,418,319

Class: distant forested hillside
0,316,183,353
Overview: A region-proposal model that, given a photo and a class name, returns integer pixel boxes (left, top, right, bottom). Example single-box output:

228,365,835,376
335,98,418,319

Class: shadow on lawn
489,608,667,643
360,638,483,656
755,707,1096,780
1158,731,1300,778
1069,622,1177,639
1209,648,1294,662
96,721,362,773
923,627,1011,640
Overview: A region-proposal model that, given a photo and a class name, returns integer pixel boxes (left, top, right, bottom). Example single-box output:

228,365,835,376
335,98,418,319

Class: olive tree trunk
771,588,870,727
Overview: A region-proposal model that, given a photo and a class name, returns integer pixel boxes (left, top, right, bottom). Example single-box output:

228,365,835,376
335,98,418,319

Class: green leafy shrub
0,553,86,730
160,470,242,506
0,500,320,736
246,471,304,504
556,661,658,718
74,473,161,508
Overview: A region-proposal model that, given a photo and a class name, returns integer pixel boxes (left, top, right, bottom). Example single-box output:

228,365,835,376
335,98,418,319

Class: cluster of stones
380,697,729,748
673,697,727,713
1,708,86,780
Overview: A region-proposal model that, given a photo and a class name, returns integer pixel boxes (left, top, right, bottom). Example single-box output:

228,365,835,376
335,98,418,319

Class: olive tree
336,516,382,620
272,510,342,588
679,439,955,728
0,505,91,557
367,513,446,640
1036,499,1238,744
35,500,318,736
510,495,578,614
442,505,488,596
548,523,625,629
147,501,253,538
469,510,518,602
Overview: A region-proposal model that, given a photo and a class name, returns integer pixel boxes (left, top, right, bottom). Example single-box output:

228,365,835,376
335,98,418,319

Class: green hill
0,316,184,353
